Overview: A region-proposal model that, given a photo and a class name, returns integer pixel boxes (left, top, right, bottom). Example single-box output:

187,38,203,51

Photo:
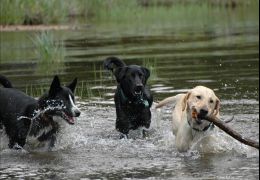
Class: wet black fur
0,75,79,150
104,57,153,137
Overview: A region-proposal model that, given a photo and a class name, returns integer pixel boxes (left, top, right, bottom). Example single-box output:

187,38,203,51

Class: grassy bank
0,0,258,25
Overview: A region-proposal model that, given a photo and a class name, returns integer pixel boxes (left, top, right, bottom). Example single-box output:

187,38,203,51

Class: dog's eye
196,96,201,99
210,99,214,103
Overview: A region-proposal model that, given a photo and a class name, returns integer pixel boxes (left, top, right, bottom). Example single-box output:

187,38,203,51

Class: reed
0,0,24,25
0,0,68,25
76,81,95,99
143,58,158,82
25,84,47,98
24,81,97,99
32,31,65,75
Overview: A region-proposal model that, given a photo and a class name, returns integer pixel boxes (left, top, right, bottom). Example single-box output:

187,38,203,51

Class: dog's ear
213,97,220,116
104,57,126,72
114,67,128,83
182,92,191,111
49,75,61,98
67,78,77,93
142,67,150,84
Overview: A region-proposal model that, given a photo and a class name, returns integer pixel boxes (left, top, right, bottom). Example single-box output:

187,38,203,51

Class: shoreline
0,25,81,32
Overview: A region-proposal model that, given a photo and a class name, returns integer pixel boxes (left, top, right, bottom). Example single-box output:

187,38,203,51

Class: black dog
104,57,153,138
0,75,81,150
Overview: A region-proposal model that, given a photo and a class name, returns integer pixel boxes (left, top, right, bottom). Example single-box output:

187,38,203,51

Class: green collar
119,88,149,108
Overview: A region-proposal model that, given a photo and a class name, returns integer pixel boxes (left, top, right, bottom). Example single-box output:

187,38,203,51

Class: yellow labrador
156,86,220,152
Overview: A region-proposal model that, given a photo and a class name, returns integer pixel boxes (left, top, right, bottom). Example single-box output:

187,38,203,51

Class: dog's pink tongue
68,117,75,124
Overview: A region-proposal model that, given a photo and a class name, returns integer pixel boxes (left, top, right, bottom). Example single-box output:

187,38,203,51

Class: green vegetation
0,0,69,25
143,58,158,82
0,0,258,25
1,0,258,100
33,31,64,63
77,81,95,99
25,82,105,100
76,64,111,99
32,31,65,75
25,84,47,98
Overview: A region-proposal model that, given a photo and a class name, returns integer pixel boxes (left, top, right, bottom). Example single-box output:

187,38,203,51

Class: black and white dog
0,75,81,150
104,57,153,138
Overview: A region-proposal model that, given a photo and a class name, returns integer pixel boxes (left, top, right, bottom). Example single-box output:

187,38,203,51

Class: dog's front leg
48,135,57,150
175,123,193,152
119,133,128,139
142,129,148,138
37,128,58,150
116,111,131,138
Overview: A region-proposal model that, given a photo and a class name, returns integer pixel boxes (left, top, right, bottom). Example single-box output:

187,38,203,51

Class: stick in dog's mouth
204,115,259,150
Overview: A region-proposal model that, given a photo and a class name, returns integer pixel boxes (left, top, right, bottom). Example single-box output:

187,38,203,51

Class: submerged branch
205,115,259,150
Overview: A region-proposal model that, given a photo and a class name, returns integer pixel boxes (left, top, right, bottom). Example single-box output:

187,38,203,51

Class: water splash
0,100,68,151
17,99,66,122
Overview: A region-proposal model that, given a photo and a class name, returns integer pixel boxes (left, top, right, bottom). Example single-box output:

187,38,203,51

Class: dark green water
0,5,259,179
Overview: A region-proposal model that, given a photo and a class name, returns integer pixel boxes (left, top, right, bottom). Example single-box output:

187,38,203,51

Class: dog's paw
142,129,149,139
119,133,128,139
13,143,25,151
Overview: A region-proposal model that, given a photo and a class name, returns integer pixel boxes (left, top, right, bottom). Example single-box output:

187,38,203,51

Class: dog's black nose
199,109,208,118
75,110,81,117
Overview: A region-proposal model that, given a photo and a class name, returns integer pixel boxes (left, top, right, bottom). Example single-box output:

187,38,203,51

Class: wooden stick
204,115,259,150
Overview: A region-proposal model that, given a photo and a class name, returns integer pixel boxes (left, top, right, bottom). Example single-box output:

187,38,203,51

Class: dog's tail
103,57,126,72
0,75,13,88
156,95,180,108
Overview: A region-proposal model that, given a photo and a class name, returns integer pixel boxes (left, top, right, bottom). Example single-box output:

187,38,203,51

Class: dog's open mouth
134,91,142,95
192,109,198,119
61,112,75,125
192,109,204,124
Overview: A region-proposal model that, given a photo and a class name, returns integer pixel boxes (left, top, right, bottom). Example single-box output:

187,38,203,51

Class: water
0,5,259,179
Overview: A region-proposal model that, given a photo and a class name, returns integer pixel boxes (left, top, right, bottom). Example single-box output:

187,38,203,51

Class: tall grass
32,31,65,75
0,0,258,25
76,81,93,99
25,84,47,98
143,58,158,82
0,0,24,25
0,0,68,25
